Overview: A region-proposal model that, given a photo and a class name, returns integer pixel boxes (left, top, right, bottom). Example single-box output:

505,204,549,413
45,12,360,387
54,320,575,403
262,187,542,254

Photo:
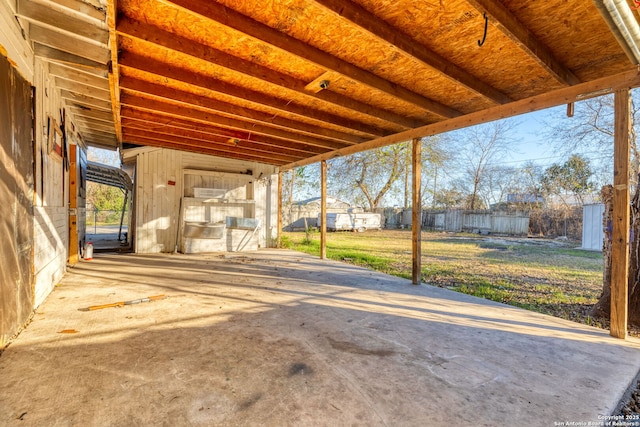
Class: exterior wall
0,51,34,346
1,5,77,343
0,0,33,81
135,149,181,253
130,148,277,253
32,58,71,306
33,206,68,307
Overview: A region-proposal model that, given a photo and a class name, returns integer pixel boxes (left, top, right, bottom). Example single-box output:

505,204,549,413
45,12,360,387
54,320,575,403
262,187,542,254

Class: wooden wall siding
31,57,79,309
135,148,181,253
34,60,67,208
0,1,33,80
134,148,277,253
0,53,34,346
253,173,278,247
33,206,68,307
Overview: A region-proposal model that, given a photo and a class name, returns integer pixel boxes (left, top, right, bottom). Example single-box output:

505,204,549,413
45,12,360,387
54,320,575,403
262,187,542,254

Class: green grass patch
282,229,605,327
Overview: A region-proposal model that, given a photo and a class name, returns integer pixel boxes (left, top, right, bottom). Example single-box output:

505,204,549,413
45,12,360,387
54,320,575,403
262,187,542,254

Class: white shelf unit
179,169,259,252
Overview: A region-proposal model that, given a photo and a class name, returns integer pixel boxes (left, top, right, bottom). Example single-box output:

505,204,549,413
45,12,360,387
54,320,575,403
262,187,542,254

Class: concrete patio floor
2,250,640,426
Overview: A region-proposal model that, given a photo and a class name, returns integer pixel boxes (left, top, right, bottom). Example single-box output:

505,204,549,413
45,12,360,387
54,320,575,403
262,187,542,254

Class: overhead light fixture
597,0,640,64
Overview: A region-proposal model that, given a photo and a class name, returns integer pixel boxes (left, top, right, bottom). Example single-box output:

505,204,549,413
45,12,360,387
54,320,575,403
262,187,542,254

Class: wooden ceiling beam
82,138,119,149
119,101,352,151
71,118,116,132
283,70,640,170
17,0,108,44
118,52,387,137
466,0,580,86
311,0,511,105
122,116,325,155
78,132,118,145
49,0,107,21
166,0,461,119
28,23,110,64
79,128,115,139
107,0,123,145
122,127,304,163
122,133,286,165
116,17,422,130
54,77,110,100
49,62,110,91
34,43,107,70
49,61,108,79
61,91,113,112
69,106,115,123
119,77,363,144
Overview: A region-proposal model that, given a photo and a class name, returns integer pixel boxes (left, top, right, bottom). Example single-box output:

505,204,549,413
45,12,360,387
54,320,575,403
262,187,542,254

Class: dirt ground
1,250,640,426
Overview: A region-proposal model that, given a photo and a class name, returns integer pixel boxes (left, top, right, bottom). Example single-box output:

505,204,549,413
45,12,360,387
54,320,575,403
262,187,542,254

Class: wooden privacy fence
379,209,530,236
286,206,530,236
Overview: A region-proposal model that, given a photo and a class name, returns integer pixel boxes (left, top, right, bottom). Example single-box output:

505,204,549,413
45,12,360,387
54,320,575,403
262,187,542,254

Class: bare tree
453,121,518,209
420,135,455,209
543,93,640,187
327,143,411,209
482,165,520,208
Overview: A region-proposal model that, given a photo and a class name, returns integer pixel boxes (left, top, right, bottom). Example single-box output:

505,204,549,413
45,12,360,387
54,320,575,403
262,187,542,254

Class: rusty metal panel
0,54,35,346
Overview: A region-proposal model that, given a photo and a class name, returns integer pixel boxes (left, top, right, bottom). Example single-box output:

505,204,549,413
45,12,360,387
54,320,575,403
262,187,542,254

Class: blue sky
503,106,566,167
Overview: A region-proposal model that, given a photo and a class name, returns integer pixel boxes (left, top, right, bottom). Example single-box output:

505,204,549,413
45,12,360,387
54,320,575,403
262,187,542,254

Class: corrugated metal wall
0,53,34,346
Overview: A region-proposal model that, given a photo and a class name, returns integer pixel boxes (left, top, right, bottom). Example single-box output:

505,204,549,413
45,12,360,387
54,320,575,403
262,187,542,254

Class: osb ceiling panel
101,0,640,166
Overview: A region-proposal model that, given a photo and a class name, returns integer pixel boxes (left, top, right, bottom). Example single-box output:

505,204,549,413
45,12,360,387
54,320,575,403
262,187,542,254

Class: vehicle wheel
356,227,365,233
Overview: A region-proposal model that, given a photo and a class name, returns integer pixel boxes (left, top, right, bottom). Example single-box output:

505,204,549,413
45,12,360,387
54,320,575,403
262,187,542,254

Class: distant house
545,194,600,208
507,194,544,204
285,197,361,230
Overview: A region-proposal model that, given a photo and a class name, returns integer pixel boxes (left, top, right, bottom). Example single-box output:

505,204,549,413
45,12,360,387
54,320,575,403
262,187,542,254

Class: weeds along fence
528,207,583,240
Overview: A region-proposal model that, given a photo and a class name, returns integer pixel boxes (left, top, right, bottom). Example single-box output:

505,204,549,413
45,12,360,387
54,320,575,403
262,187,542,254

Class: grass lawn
281,229,605,328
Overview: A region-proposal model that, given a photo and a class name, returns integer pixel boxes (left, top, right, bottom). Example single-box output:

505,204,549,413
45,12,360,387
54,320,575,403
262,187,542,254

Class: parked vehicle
318,213,382,232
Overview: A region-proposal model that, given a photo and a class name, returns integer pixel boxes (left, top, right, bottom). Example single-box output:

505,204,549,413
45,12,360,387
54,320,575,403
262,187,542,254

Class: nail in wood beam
611,88,631,339
412,138,422,285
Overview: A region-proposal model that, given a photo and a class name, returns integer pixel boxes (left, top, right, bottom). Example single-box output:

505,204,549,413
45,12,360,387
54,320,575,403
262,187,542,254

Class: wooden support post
320,160,327,259
68,144,79,264
611,89,631,339
412,138,422,285
277,171,282,248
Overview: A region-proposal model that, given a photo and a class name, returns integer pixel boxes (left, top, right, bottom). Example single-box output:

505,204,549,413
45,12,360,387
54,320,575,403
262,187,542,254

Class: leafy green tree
541,154,594,207
432,186,465,208
86,182,125,211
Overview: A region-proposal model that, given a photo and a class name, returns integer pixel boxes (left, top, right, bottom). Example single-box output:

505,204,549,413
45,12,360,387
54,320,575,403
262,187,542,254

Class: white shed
581,204,605,251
